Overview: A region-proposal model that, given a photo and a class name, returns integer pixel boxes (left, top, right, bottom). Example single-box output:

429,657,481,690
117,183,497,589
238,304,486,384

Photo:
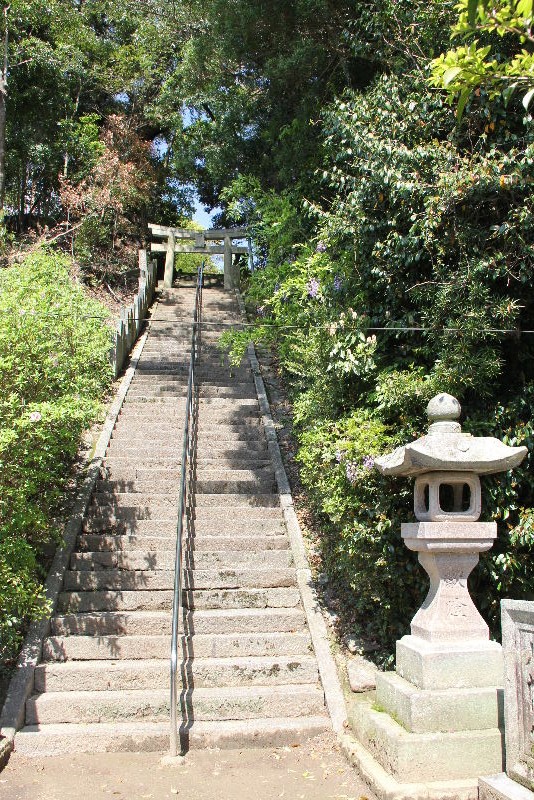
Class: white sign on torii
148,223,251,290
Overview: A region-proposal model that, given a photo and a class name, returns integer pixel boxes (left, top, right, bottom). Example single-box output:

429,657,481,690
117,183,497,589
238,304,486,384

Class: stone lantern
376,392,527,646
347,393,528,799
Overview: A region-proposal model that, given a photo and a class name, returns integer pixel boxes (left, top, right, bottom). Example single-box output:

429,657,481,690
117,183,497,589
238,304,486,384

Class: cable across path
13,275,332,755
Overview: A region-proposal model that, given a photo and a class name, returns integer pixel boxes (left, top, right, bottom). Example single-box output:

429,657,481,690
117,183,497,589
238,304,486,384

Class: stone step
94,470,275,494
86,496,280,521
81,515,284,534
193,494,280,507
98,458,271,478
118,408,260,421
26,684,324,725
86,496,279,522
115,409,260,424
127,381,253,393
50,608,305,637
76,533,289,552
190,507,283,522
42,631,311,661
199,455,272,463
63,567,296,591
122,398,259,409
97,464,273,482
14,716,329,755
92,478,275,509
110,430,264,442
126,387,257,400
131,372,252,383
105,442,269,457
129,379,255,390
141,332,239,341
58,587,300,613
104,448,270,464
34,654,319,692
196,480,276,494
69,549,292,571
117,414,263,427
109,431,266,446
101,458,182,472
89,493,180,511
84,507,173,523
130,362,208,372
144,445,267,460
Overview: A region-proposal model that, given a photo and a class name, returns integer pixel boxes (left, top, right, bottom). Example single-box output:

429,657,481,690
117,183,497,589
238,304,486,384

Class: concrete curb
0,317,153,762
235,291,348,735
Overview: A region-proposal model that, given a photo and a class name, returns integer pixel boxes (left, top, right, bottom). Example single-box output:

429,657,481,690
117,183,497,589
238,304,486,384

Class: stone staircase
14,281,329,755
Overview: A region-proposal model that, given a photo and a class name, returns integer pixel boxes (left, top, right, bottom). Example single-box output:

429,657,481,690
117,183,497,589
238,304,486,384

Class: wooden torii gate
148,224,251,290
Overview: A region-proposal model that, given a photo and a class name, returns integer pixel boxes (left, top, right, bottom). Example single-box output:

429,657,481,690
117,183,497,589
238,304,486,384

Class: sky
192,198,222,230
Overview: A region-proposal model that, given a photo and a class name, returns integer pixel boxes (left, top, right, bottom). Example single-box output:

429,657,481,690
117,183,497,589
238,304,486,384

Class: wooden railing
110,249,157,379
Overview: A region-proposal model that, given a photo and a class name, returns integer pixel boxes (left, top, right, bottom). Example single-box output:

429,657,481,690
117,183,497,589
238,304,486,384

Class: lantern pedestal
401,521,497,643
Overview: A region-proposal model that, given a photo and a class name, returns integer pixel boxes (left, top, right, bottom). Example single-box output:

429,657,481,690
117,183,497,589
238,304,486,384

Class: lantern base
348,696,503,785
345,635,504,795
375,670,503,734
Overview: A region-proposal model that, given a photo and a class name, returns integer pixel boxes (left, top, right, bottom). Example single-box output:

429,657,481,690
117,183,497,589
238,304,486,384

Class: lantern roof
374,393,527,477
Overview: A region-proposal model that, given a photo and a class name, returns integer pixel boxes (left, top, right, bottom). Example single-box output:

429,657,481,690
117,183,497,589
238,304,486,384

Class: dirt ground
0,734,374,800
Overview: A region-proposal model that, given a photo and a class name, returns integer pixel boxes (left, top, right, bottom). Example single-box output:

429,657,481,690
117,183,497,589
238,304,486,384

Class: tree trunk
0,6,9,213
18,166,26,231
0,86,6,211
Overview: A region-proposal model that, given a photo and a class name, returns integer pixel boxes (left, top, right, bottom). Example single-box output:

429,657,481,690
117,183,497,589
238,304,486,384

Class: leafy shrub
221,68,534,662
0,249,112,665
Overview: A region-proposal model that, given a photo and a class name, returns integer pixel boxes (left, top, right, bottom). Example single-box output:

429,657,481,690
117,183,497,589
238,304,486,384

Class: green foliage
296,410,422,661
0,249,112,664
431,0,534,117
220,54,534,657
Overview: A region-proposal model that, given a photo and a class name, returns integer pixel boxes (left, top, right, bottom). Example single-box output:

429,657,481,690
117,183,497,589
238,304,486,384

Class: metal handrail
170,262,204,757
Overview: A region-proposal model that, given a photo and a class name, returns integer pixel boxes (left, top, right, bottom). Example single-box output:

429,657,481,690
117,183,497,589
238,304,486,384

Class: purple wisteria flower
274,281,280,292
345,461,358,484
335,448,343,463
307,278,320,298
256,305,266,317
29,411,42,422
362,455,375,470
333,275,343,292
315,241,327,253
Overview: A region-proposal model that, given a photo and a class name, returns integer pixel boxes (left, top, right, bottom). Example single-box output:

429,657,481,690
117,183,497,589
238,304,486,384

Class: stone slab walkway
0,733,375,800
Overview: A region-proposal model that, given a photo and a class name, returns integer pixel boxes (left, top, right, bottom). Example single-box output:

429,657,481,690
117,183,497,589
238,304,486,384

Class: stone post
479,600,534,800
138,247,148,277
223,235,233,290
164,230,175,288
347,393,527,800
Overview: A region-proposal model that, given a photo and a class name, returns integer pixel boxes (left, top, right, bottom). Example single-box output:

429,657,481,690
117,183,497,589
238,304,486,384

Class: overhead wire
4,311,534,335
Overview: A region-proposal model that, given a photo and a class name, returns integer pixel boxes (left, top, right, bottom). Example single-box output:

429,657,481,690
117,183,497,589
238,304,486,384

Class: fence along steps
14,279,329,755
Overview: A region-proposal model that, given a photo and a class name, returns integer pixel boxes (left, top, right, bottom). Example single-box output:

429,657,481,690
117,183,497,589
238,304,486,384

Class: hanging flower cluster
307,278,320,298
